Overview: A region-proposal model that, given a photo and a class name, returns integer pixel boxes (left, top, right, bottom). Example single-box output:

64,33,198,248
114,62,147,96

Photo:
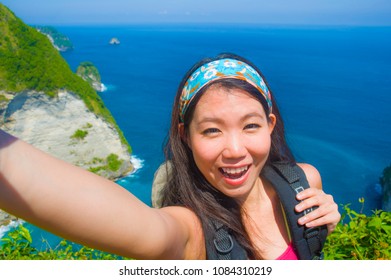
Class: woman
0,53,340,259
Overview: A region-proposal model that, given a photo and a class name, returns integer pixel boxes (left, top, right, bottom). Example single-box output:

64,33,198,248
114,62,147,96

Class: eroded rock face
1,90,133,180
381,166,391,212
76,62,103,92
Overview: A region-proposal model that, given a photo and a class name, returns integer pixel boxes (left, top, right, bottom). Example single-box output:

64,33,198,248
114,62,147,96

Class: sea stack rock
76,62,104,92
109,37,120,45
381,165,391,211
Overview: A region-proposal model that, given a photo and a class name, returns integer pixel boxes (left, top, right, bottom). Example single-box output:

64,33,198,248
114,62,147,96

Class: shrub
88,154,123,174
107,153,123,172
0,225,127,260
323,199,391,260
71,129,88,140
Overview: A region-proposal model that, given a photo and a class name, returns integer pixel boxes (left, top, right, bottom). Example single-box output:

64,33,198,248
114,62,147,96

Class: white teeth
222,166,248,174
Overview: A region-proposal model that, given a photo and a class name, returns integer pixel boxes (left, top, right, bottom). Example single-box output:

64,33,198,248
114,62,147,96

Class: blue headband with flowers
179,58,272,122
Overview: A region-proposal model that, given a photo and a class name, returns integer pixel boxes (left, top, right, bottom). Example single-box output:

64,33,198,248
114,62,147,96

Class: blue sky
2,0,391,26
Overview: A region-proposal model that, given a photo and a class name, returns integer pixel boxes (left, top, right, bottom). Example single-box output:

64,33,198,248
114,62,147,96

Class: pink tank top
276,242,298,260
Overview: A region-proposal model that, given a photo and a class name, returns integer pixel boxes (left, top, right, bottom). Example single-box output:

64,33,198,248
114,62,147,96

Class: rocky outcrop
0,89,134,227
109,37,120,45
76,62,103,92
381,165,391,211
35,25,73,52
0,90,133,180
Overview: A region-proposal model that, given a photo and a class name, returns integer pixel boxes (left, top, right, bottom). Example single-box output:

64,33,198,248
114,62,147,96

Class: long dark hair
161,53,295,259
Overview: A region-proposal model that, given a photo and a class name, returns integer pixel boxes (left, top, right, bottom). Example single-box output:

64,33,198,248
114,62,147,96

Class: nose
222,132,247,159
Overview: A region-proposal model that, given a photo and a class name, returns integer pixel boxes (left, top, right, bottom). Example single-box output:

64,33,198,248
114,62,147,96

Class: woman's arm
295,163,341,234
0,130,200,259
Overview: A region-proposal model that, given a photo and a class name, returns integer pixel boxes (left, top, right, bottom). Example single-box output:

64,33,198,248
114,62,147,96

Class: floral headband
179,58,272,122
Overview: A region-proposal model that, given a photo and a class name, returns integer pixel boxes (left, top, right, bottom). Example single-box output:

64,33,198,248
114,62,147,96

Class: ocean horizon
1,24,390,247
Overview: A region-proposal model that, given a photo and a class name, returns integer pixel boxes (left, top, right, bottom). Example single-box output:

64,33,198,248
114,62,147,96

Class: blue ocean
2,24,391,246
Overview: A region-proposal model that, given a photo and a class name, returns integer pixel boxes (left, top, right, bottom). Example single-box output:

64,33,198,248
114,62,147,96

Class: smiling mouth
219,165,250,180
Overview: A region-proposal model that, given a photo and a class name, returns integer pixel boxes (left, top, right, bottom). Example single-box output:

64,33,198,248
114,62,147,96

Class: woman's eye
244,123,260,130
202,128,220,135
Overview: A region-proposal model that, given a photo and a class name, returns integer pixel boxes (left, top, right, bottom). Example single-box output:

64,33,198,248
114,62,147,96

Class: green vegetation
71,129,88,140
91,157,104,164
89,153,124,174
0,225,128,260
107,153,123,171
323,199,391,260
70,123,93,140
34,25,73,51
84,122,93,129
0,3,131,153
0,94,9,102
76,61,101,85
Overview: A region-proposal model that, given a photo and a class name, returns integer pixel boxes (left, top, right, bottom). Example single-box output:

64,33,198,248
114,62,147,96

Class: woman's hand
295,188,341,234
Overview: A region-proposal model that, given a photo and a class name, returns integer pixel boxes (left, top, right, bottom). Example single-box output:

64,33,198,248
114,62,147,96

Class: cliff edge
0,3,133,180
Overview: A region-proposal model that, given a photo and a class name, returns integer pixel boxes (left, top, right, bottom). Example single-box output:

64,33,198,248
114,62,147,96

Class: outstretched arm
0,130,201,259
296,163,341,234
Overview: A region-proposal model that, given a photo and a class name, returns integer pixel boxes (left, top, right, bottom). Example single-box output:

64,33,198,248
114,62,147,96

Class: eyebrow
196,112,265,125
241,112,265,121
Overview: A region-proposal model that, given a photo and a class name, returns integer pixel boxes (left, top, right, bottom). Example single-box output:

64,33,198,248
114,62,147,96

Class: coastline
0,210,21,239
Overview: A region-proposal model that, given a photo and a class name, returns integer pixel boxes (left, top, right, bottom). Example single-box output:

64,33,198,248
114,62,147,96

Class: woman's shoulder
297,162,322,190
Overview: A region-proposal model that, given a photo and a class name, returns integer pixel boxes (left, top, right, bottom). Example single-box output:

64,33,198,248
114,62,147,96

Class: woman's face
186,85,276,199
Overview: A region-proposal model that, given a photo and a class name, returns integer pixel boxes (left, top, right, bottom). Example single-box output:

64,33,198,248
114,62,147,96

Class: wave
100,83,108,92
100,83,117,92
129,155,145,174
116,155,145,182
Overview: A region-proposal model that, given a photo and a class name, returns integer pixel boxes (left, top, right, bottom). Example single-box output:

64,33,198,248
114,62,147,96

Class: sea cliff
0,4,133,226
0,3,133,180
0,89,133,180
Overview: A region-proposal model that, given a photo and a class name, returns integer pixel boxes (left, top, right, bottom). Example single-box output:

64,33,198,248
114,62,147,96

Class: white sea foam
129,155,144,174
100,83,108,92
0,220,24,239
100,83,117,92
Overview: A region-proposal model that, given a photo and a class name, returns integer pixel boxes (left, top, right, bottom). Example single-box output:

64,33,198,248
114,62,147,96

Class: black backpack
207,162,328,260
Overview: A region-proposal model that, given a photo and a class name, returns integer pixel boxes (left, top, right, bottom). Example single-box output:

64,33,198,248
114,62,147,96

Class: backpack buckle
214,235,234,254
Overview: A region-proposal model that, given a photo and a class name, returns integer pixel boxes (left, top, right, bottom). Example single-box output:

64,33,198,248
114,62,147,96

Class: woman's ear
178,123,190,148
268,113,277,134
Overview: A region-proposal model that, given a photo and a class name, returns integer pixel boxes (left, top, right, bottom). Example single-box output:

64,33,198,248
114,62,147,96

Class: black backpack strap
262,162,328,260
206,220,247,260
